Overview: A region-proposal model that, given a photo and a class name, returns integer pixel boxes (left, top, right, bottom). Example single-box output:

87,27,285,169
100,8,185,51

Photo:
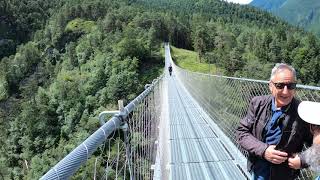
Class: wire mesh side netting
174,65,320,180
88,79,163,180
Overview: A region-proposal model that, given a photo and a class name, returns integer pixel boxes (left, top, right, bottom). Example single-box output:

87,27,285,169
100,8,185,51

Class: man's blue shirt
252,98,288,180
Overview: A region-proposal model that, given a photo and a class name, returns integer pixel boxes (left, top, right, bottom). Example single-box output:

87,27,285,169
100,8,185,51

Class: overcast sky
224,0,253,4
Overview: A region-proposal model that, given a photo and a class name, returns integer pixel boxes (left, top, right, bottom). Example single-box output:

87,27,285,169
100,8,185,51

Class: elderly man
236,63,313,180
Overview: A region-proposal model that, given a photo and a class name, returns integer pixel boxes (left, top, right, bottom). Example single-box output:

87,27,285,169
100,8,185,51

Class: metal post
118,100,124,111
98,100,124,126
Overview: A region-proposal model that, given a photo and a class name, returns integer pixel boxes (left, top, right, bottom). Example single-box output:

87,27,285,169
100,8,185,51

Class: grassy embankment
170,46,221,75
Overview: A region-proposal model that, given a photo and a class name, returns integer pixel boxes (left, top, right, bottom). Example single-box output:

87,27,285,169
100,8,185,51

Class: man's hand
288,154,301,169
264,145,288,164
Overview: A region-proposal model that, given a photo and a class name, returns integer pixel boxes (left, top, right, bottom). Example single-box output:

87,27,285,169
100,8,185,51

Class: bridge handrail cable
40,74,164,180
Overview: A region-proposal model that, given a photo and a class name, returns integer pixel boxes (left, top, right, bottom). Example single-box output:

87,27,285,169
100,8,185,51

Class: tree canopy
1,0,320,178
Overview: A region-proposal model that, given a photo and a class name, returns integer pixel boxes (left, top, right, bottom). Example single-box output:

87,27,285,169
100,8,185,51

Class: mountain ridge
250,0,320,36
250,0,287,11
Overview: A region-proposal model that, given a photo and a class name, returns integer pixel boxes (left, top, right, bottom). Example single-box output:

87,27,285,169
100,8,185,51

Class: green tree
268,38,282,63
193,26,208,62
115,37,147,61
106,57,139,101
66,42,78,68
225,47,244,76
0,75,9,100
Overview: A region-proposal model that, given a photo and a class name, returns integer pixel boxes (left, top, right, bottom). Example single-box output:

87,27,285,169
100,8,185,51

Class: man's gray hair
270,63,297,81
303,144,320,173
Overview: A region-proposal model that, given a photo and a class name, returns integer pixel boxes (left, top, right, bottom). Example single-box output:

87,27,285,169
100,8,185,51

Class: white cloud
224,0,253,4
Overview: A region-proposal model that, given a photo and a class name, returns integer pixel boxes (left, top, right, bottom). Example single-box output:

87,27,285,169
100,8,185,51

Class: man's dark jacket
236,95,312,180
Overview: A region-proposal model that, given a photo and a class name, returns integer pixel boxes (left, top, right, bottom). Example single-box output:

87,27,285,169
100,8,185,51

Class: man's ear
269,81,273,92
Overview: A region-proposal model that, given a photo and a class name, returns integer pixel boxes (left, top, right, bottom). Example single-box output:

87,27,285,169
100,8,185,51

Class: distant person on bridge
168,64,172,76
288,101,320,180
236,63,312,180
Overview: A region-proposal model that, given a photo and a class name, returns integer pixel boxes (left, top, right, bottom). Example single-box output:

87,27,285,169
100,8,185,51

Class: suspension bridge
40,44,320,180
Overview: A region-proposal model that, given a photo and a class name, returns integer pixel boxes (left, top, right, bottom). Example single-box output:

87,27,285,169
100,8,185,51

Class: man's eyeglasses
271,82,297,90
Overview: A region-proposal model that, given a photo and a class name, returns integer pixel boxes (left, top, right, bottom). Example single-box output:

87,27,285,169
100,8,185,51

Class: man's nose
282,86,289,93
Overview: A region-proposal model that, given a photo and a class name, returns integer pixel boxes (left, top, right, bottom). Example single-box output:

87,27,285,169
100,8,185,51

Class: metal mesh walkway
167,74,248,180
165,44,249,180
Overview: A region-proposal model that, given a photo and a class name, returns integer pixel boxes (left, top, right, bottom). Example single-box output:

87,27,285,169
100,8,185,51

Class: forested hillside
0,0,164,178
136,0,320,85
0,0,64,59
1,0,320,179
